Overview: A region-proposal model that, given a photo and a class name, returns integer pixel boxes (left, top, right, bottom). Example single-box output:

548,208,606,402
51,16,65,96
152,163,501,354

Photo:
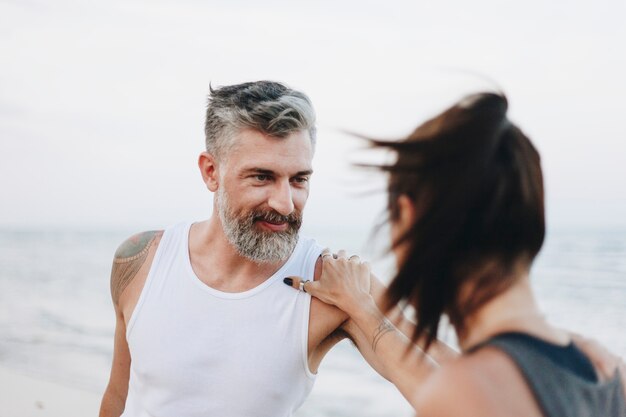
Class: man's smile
256,219,289,232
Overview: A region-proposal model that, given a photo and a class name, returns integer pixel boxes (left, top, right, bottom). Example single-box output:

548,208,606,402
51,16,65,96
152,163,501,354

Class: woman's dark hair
372,93,545,350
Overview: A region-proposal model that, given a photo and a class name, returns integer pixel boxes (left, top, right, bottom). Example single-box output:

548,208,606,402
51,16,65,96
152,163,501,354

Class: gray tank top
472,332,626,417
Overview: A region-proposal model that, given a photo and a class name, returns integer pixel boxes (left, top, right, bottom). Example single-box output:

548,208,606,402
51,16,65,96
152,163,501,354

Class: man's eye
255,175,271,181
292,177,309,184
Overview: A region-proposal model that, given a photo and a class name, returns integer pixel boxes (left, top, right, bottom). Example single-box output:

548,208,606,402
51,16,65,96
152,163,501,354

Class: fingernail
283,277,293,286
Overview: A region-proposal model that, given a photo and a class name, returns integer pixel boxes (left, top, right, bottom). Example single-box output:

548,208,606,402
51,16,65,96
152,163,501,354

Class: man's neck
188,217,288,293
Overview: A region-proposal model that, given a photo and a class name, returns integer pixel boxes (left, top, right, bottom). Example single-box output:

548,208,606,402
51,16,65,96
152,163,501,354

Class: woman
285,93,626,416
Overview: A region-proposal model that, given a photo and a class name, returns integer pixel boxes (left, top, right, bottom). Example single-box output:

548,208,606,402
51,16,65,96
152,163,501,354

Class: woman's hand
284,248,373,316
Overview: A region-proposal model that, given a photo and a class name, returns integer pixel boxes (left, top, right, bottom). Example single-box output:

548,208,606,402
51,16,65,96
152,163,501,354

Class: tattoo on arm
110,230,162,305
372,319,395,353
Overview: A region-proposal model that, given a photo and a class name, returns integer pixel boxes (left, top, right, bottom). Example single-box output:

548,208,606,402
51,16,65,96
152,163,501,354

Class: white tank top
121,222,322,417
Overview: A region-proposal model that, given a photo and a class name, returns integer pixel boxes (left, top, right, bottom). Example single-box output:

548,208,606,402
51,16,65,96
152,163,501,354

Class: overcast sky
1,0,625,236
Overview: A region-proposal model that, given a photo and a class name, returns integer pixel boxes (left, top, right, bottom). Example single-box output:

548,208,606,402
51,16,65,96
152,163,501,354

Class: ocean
0,227,624,416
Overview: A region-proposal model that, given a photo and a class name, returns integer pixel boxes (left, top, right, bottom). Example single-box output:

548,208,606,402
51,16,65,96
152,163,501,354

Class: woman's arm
285,250,454,407
339,292,439,407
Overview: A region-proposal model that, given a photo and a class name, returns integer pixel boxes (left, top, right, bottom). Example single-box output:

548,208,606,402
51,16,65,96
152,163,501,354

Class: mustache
252,210,302,225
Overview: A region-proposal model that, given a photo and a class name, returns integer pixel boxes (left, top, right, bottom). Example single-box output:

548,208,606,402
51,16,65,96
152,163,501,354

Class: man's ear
198,152,220,192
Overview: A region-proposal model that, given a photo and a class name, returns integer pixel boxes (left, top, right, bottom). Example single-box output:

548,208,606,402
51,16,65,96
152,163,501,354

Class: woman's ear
396,194,417,236
390,194,418,267
198,152,219,192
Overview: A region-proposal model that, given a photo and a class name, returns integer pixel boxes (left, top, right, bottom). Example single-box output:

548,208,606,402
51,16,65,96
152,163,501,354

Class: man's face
215,128,314,263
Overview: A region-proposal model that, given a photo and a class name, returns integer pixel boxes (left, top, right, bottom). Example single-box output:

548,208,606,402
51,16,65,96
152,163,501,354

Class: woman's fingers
321,249,359,262
283,250,372,311
302,279,319,296
284,276,308,292
283,276,325,301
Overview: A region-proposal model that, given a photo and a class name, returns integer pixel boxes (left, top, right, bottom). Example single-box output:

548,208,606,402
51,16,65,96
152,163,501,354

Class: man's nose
267,180,295,216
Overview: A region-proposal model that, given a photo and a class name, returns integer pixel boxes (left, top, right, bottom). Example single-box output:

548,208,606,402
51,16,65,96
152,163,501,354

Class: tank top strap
297,236,324,279
126,222,188,339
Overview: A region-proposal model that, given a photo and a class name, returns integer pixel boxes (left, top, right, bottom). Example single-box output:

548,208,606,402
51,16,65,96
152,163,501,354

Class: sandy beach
0,367,100,417
0,362,413,417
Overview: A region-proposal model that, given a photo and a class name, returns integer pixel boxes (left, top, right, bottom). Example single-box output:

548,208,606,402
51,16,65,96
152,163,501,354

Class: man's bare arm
100,230,162,417
110,231,161,306
99,311,131,417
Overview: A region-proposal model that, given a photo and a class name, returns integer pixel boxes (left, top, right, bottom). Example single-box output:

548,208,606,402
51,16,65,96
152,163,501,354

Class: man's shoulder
292,234,324,277
114,230,164,261
110,230,164,306
297,234,324,252
113,221,194,260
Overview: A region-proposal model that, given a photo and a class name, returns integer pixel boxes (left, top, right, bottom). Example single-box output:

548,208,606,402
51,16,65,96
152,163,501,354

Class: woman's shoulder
414,347,542,417
570,333,626,389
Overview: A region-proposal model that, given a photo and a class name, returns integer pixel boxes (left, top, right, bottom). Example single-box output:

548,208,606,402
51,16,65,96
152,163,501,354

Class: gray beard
216,188,301,263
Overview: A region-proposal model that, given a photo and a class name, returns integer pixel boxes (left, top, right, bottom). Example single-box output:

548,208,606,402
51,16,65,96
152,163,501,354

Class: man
99,81,454,417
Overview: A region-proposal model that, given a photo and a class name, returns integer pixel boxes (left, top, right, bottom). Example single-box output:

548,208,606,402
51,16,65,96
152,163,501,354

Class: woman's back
416,333,626,417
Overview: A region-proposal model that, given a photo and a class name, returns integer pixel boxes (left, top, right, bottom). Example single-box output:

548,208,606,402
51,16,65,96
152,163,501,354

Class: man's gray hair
204,81,317,158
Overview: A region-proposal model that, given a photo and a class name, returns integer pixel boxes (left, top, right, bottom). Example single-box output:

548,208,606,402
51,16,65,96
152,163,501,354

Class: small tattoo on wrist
372,319,394,352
